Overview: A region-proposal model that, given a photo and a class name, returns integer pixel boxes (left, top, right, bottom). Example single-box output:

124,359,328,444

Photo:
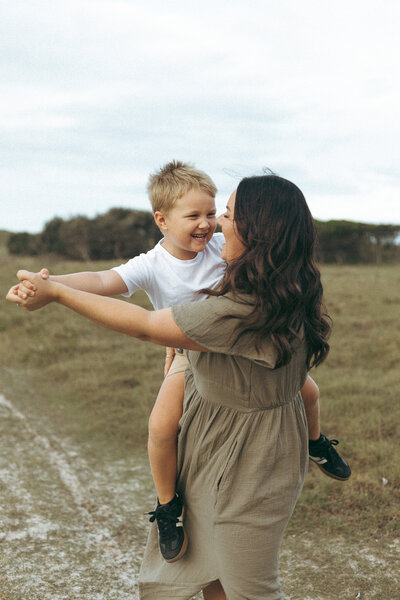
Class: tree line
7,207,400,264
8,208,162,261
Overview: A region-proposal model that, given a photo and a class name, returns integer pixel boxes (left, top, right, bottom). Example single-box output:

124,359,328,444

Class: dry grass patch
1,256,399,598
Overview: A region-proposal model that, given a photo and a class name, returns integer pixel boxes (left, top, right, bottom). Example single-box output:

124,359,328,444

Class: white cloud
1,0,400,232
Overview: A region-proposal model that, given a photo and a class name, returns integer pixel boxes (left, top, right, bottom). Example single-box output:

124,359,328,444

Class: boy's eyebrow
182,208,216,214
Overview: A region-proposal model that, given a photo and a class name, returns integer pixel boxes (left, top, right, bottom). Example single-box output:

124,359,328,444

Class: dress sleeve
172,294,277,368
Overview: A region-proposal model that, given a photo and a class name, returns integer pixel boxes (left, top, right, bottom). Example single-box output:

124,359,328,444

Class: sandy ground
0,394,153,600
0,394,398,600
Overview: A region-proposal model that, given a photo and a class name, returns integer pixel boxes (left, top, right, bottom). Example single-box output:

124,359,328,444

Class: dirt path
1,394,398,600
0,394,154,600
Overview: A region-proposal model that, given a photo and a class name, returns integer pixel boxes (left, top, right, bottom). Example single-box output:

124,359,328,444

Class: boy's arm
7,271,208,352
16,268,128,299
46,270,128,296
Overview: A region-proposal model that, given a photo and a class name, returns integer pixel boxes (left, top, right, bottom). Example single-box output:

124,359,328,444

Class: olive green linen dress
139,294,309,600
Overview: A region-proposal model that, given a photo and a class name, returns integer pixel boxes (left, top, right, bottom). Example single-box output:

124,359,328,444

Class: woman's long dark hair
208,174,331,370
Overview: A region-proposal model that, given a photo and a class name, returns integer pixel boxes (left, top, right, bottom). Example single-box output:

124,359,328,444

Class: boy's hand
6,269,58,311
39,268,50,280
13,267,50,301
164,347,175,376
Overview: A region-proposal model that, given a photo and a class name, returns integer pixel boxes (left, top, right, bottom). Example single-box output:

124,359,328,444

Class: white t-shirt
112,232,226,310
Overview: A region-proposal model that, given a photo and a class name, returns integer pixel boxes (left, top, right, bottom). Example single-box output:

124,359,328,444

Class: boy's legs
203,580,226,600
301,375,320,441
148,371,184,504
301,375,351,481
147,364,188,562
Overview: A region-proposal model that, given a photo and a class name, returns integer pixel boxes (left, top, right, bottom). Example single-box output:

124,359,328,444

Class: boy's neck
161,239,199,260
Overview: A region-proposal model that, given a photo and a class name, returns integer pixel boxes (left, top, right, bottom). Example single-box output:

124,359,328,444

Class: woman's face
218,190,246,263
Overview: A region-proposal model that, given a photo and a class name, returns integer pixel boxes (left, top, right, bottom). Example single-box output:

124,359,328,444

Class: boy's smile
155,189,217,260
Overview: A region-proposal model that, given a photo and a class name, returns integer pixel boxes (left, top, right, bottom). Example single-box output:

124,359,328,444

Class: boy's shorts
166,349,188,377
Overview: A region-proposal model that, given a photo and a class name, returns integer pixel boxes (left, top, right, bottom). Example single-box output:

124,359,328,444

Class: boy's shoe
148,493,188,562
309,434,351,481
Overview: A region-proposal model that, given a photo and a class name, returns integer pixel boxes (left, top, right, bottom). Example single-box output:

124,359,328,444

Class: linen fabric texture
139,293,309,600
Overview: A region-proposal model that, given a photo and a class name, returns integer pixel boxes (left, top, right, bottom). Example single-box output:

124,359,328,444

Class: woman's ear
154,211,168,231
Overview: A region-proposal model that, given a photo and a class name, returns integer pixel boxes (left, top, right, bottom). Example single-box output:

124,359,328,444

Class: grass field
1,251,399,599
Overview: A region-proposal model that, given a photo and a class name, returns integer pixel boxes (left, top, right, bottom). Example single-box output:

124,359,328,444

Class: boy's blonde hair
147,160,217,214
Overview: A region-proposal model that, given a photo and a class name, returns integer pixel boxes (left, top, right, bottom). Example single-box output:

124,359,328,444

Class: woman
7,174,331,599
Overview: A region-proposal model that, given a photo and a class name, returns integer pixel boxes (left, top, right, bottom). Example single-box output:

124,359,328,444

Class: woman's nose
217,214,224,227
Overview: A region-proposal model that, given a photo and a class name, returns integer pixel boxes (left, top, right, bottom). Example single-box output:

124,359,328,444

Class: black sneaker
309,434,351,481
148,493,188,562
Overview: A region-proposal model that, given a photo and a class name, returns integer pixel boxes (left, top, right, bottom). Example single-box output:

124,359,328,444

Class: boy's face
155,188,217,260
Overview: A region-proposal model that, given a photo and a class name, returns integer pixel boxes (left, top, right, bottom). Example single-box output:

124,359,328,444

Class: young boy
14,160,351,564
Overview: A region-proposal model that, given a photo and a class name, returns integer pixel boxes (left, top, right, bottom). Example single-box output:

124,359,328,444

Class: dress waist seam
194,393,298,413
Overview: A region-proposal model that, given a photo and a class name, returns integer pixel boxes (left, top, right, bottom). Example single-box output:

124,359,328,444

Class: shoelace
324,439,341,460
148,506,179,540
310,437,339,458
327,438,339,447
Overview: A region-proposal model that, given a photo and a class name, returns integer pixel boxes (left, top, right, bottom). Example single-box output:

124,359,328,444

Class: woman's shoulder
173,291,256,324
172,292,278,366
206,291,256,313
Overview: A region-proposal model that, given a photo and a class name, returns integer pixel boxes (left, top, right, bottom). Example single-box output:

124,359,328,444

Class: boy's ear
154,211,168,231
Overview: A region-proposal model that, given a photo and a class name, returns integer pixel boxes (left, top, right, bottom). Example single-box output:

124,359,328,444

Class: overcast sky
1,0,399,233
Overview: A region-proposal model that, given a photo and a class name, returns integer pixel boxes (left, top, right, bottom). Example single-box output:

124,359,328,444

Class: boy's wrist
49,280,64,303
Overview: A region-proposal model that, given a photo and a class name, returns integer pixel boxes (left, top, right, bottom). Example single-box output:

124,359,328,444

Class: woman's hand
164,347,176,376
5,270,60,311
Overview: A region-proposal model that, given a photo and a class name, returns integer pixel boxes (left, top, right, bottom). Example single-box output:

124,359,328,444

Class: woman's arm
6,270,207,352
